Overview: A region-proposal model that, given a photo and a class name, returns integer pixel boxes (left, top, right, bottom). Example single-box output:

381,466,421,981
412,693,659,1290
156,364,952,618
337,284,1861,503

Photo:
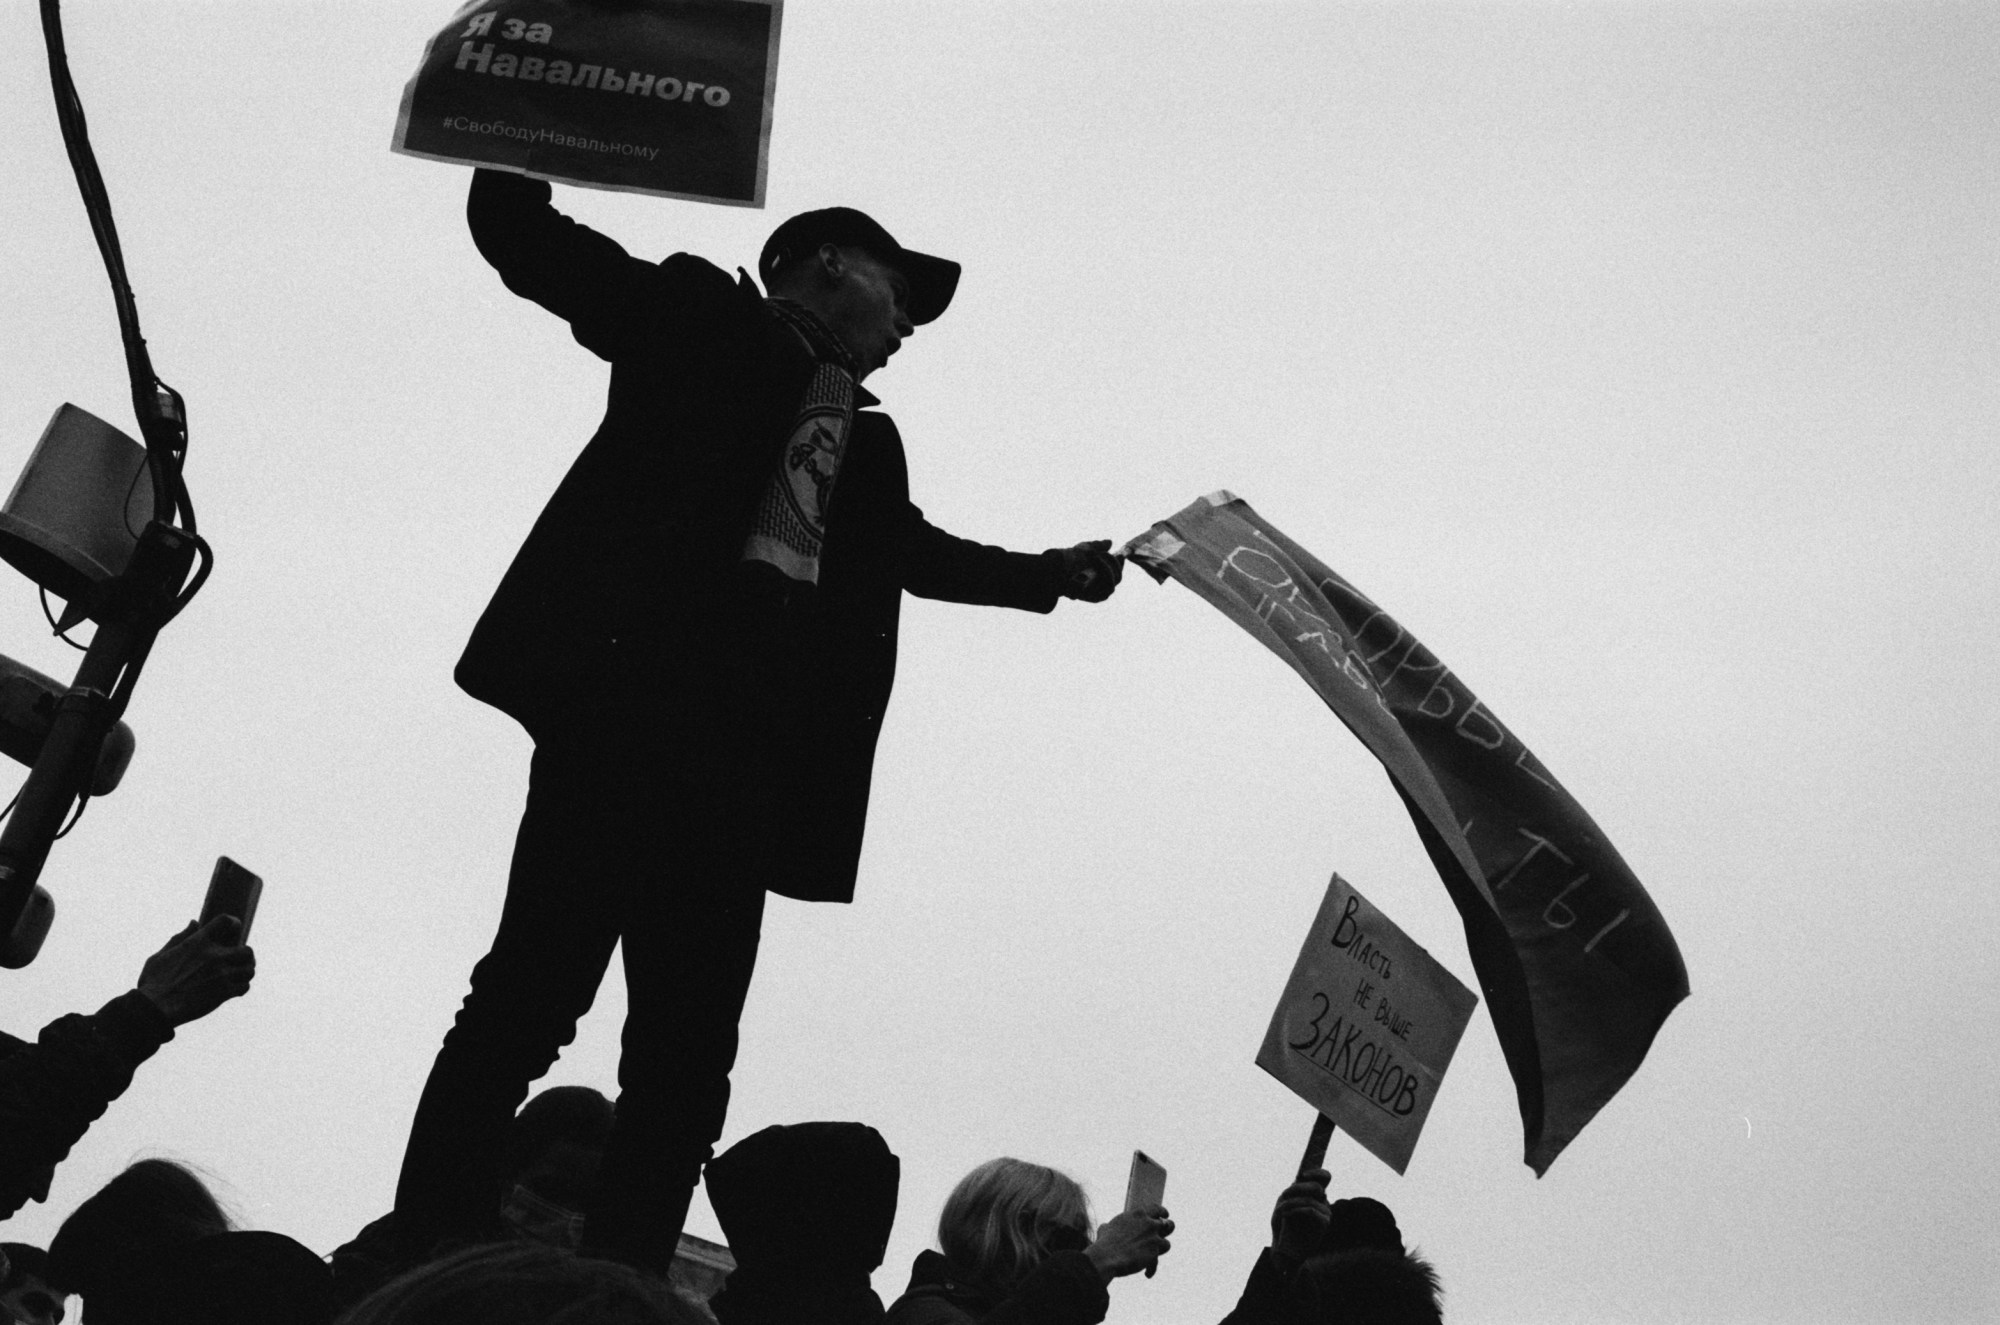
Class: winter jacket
456,170,1065,902
884,1249,1108,1325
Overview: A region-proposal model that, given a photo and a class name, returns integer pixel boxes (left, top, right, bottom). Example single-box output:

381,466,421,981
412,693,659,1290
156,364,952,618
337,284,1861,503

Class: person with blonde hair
884,1157,1171,1325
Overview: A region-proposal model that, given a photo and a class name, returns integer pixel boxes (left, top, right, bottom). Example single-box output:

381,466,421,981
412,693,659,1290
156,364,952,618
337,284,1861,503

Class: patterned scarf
740,298,859,597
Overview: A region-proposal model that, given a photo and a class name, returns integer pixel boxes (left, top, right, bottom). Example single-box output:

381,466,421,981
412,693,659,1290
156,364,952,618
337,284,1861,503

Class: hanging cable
38,588,89,650
39,0,202,551
51,793,90,840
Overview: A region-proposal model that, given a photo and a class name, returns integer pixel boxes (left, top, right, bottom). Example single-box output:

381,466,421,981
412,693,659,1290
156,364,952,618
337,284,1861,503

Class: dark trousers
393,744,768,1272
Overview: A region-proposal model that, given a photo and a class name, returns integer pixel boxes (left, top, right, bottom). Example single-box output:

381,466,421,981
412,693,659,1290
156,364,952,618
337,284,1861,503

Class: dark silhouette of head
507,1086,615,1188
48,1159,228,1274
46,1159,232,1323
704,1122,900,1325
499,1085,615,1247
1321,1197,1404,1256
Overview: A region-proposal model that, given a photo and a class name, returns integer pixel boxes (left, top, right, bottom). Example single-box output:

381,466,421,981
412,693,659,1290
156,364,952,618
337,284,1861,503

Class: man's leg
393,749,625,1253
580,781,769,1273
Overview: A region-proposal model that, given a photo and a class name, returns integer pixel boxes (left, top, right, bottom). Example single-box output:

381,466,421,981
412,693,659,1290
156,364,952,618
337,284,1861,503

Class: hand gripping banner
394,0,783,206
1127,492,1688,1174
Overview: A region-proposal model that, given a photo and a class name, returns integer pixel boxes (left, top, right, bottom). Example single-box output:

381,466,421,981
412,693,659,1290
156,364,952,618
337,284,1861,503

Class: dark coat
67,1231,333,1325
884,1249,1108,1325
456,171,1063,902
1216,1248,1299,1325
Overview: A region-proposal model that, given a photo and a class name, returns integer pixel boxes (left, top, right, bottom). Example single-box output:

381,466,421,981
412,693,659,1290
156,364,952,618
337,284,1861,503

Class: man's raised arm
466,168,669,362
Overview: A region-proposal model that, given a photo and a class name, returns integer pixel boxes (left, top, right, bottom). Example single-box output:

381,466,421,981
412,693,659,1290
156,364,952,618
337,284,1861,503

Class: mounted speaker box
0,403,154,608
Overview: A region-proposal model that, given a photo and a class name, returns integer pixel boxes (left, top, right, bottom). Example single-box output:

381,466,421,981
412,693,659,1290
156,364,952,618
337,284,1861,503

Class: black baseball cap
759,207,961,324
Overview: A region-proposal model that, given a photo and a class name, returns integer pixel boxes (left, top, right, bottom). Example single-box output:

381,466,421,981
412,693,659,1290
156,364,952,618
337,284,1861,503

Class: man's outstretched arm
902,509,1123,612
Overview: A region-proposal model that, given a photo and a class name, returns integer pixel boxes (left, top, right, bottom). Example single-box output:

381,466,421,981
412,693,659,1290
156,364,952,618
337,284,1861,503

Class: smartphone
200,856,262,943
1124,1150,1167,1213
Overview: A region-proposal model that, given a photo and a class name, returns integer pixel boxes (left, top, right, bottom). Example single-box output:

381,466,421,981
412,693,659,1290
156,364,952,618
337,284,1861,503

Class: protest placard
1258,873,1477,1175
393,0,783,206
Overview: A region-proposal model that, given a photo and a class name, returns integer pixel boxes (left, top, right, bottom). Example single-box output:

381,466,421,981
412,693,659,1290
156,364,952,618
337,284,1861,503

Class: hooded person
703,1122,900,1325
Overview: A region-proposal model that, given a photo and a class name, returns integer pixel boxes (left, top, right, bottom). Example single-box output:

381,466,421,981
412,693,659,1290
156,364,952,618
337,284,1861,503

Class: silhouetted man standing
393,169,1122,1273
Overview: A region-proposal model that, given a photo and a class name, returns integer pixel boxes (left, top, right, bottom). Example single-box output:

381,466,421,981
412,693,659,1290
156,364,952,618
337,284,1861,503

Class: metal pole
0,523,192,962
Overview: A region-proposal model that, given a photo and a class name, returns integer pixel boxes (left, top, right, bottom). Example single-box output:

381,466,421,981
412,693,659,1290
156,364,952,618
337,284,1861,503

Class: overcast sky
1,3,1995,1322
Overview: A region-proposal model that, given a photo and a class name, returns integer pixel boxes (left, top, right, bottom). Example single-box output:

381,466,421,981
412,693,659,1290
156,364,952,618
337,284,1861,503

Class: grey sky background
1,2,1995,1322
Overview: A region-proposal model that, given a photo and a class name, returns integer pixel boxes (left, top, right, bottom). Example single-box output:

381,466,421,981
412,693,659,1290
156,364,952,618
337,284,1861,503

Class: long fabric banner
393,0,783,206
1127,492,1688,1174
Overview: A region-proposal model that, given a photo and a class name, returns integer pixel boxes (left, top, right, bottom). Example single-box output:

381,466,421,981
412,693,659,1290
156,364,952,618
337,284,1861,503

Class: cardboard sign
393,0,783,206
1258,874,1477,1175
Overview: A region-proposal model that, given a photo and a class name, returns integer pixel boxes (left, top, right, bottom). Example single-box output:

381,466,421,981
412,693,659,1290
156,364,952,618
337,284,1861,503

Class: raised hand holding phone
136,914,254,1027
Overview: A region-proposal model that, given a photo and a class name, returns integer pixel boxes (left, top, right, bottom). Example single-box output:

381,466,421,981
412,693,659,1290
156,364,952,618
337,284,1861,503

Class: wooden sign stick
1300,1112,1336,1175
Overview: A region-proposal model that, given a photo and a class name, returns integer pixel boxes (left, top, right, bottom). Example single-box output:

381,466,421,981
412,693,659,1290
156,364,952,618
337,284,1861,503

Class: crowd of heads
0,1096,1443,1324
0,1085,696,1325
2,969,1437,1325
